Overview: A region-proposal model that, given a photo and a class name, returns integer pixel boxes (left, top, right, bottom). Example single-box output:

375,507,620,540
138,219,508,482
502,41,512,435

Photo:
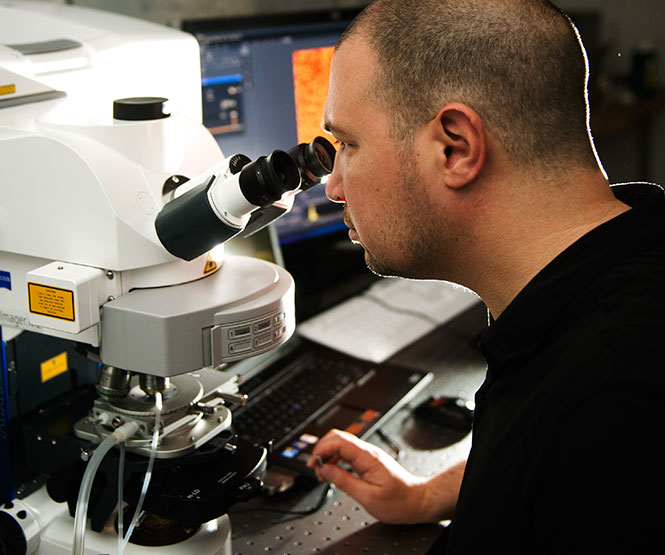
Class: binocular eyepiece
288,136,337,190
238,150,301,208
238,136,336,202
155,136,336,261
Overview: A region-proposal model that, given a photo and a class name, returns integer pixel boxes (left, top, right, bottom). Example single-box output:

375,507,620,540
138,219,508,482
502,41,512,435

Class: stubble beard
354,164,441,280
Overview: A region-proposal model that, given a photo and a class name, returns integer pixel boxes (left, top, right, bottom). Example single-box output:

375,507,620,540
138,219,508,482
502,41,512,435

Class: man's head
338,0,599,171
324,33,460,280
323,0,605,283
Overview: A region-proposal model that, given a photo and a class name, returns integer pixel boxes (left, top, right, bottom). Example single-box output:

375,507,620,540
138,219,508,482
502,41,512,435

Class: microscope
0,3,335,553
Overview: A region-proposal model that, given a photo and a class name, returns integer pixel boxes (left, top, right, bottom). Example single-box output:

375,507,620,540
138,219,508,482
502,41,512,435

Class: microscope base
1,487,232,554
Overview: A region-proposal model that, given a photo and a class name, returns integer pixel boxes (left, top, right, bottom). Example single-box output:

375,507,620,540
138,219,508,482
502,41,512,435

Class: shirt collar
480,182,665,365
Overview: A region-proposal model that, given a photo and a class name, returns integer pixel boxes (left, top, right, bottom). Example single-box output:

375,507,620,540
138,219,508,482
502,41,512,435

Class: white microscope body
0,3,335,553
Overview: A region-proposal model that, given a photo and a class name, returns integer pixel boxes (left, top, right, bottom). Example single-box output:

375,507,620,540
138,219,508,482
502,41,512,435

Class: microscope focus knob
113,96,170,121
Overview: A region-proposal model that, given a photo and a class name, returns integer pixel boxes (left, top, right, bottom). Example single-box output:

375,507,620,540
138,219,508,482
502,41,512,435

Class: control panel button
229,340,251,354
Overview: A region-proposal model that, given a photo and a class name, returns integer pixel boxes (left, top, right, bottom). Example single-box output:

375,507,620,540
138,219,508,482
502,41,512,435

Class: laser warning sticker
27,282,75,321
0,84,16,96
203,254,218,275
41,351,68,382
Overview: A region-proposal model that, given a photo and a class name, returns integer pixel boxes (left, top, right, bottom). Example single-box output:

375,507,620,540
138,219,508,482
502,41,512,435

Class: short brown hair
340,0,598,171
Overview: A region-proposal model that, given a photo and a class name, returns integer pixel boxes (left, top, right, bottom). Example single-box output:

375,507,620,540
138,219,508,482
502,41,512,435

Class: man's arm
306,428,466,524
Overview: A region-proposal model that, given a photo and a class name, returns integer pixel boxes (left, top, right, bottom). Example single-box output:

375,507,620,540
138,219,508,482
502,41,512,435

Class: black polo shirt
447,183,665,554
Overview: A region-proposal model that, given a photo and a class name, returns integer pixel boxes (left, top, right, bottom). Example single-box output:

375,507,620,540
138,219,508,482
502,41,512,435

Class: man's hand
306,429,465,524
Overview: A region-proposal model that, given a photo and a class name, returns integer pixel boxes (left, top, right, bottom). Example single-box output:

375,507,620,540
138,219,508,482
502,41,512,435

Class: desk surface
228,303,488,555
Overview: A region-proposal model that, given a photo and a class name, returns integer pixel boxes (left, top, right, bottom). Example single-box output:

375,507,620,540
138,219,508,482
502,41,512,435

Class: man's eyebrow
321,120,348,138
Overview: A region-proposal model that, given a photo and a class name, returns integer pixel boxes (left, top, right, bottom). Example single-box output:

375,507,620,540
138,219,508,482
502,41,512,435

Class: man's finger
318,461,378,503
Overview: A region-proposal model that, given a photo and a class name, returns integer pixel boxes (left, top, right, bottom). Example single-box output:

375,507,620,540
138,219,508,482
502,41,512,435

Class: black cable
231,482,334,517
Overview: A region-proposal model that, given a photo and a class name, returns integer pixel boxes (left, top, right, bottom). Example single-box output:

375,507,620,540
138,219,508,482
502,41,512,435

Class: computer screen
182,9,362,247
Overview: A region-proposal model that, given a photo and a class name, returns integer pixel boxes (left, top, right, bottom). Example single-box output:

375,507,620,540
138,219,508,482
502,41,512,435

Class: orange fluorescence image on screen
292,46,335,146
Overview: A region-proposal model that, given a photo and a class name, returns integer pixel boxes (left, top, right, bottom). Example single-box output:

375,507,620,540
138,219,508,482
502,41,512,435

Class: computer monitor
182,9,376,319
182,9,363,247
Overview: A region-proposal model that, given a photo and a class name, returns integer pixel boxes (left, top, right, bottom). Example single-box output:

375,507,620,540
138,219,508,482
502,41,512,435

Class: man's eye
334,140,349,150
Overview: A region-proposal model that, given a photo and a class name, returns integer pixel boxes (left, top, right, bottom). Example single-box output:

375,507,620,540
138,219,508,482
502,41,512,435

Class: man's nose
325,166,345,203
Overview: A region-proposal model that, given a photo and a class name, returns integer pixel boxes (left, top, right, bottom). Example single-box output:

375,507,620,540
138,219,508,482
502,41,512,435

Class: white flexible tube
119,391,162,552
72,422,139,555
117,443,126,555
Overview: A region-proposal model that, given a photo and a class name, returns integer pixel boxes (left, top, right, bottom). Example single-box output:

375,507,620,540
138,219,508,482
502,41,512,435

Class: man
306,0,665,552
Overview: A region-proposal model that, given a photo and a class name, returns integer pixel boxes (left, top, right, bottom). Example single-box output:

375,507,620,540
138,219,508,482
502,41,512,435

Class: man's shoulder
594,238,665,321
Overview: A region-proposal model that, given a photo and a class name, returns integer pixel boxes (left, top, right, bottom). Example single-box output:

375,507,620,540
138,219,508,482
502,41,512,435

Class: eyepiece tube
155,150,300,261
155,177,242,261
287,136,336,190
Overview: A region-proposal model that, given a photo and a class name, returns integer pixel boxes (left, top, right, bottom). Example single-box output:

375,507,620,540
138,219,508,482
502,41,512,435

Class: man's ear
432,102,487,189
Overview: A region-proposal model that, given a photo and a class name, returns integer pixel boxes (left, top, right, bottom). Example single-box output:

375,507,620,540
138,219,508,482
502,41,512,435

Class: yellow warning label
203,254,218,275
307,204,320,222
41,352,68,382
27,282,75,321
0,84,16,96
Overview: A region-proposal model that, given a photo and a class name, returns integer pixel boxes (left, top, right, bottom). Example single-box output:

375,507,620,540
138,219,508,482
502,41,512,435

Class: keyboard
232,349,369,449
230,340,432,477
